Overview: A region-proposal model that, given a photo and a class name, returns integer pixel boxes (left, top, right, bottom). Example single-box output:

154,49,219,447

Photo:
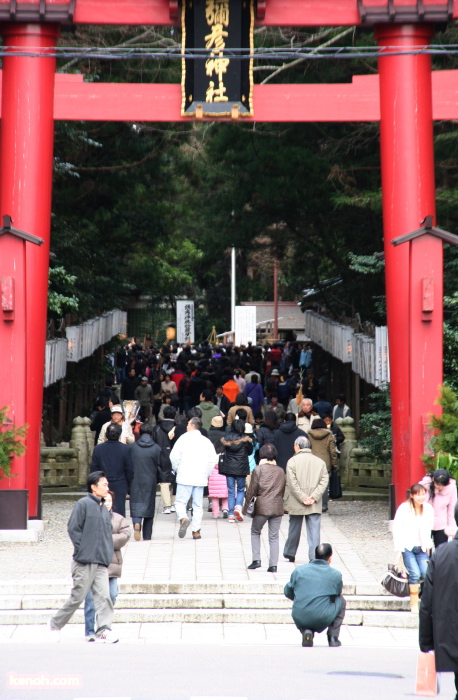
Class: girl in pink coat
420,469,457,548
208,440,229,518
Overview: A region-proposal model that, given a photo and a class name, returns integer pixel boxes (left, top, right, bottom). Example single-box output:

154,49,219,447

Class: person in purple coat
244,375,265,416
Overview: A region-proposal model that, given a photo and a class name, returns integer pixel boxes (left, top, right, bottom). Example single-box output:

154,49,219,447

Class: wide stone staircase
0,580,417,628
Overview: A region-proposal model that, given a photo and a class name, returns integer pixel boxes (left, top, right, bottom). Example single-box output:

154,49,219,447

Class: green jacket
198,401,221,431
135,383,152,406
284,559,342,632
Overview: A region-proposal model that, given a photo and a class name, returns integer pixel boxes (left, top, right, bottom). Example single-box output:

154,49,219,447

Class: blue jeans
402,547,429,585
226,476,246,516
84,577,118,637
175,484,204,532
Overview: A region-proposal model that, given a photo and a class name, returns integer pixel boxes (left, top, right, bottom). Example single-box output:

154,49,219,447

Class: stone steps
0,580,417,627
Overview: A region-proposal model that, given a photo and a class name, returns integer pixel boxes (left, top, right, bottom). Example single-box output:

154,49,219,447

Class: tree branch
260,27,355,85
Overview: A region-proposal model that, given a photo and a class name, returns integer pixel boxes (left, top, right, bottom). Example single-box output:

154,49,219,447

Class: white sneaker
162,507,171,514
170,505,176,513
234,506,244,522
228,515,235,523
46,619,60,641
94,628,119,643
85,634,96,642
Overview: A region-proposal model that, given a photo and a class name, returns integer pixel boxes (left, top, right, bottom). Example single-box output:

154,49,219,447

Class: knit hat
211,416,224,428
271,369,280,376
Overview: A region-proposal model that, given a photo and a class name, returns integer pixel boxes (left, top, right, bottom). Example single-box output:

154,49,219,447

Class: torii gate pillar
376,24,443,506
0,24,58,516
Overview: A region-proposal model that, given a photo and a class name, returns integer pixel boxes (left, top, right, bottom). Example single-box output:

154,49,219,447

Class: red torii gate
0,0,456,519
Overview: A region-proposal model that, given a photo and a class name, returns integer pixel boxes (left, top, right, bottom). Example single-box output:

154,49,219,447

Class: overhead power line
1,44,458,61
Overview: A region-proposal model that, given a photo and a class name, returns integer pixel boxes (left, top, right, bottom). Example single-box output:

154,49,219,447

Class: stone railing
337,416,391,489
40,417,95,488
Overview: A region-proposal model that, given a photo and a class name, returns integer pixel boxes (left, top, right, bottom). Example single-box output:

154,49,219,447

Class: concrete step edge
0,608,418,626
0,581,389,596
1,593,408,612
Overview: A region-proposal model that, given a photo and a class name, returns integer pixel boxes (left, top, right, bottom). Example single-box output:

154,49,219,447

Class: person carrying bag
243,443,285,573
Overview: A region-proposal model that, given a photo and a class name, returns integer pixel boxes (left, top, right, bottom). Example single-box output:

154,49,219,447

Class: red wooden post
376,24,442,506
0,24,58,516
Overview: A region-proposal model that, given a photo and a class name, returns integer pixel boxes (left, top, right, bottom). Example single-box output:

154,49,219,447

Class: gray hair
295,436,310,450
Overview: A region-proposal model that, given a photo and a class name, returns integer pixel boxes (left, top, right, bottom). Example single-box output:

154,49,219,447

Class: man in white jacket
170,417,217,540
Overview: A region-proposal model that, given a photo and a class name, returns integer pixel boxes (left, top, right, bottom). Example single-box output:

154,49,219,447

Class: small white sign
177,300,195,344
235,305,256,346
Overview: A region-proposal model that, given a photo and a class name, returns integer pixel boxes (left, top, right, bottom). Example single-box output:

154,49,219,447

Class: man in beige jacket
283,436,329,563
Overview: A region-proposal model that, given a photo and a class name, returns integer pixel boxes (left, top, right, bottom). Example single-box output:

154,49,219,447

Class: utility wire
1,44,458,61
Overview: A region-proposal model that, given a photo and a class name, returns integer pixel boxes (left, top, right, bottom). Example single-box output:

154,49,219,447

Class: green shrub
0,406,27,480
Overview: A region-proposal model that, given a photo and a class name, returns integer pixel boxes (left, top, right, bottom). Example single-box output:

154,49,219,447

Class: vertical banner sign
182,0,254,118
235,305,256,345
177,300,195,343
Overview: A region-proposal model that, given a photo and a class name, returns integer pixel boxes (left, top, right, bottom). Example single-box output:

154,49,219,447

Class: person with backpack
153,405,176,515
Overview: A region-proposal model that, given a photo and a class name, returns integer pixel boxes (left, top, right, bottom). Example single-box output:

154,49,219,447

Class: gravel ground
0,498,394,582
328,500,394,580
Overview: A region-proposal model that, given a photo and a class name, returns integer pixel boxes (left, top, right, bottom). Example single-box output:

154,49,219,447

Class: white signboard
177,300,195,343
235,305,257,346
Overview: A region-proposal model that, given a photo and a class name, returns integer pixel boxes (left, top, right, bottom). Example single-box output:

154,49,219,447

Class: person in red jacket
222,374,239,404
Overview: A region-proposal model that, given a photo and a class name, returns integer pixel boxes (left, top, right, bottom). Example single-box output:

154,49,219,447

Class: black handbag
381,564,410,598
245,466,262,517
329,467,342,499
246,496,257,518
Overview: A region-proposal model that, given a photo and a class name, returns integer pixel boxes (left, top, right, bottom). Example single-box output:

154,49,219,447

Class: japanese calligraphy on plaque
181,0,254,118
176,300,195,343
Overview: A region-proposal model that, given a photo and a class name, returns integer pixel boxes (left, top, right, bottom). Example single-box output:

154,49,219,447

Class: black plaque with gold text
182,0,254,118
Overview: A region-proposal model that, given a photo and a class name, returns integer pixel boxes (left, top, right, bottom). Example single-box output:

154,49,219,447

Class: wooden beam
35,70,458,122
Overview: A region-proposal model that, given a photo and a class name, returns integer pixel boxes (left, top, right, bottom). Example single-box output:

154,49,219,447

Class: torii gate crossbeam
0,1,452,519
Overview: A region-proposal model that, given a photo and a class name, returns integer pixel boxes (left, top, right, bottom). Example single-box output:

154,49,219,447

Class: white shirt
170,429,217,487
393,501,434,552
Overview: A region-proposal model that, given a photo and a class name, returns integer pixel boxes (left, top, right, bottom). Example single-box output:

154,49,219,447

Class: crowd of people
89,336,349,544
46,336,350,644
49,335,458,667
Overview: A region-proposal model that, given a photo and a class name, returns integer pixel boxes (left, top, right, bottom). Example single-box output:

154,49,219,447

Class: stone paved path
0,500,419,647
120,505,376,585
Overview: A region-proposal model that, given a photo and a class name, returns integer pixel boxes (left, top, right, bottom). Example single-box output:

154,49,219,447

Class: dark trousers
132,516,154,540
297,595,346,639
433,529,448,548
140,404,151,422
109,480,128,517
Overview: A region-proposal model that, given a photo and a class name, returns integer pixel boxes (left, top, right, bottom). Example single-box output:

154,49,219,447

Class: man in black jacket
130,424,163,540
90,399,111,445
120,367,140,401
420,503,458,697
214,386,231,421
91,424,133,517
273,413,307,471
153,405,176,514
48,471,118,643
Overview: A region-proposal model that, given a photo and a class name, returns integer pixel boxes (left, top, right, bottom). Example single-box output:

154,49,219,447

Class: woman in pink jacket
420,469,457,548
208,440,229,518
